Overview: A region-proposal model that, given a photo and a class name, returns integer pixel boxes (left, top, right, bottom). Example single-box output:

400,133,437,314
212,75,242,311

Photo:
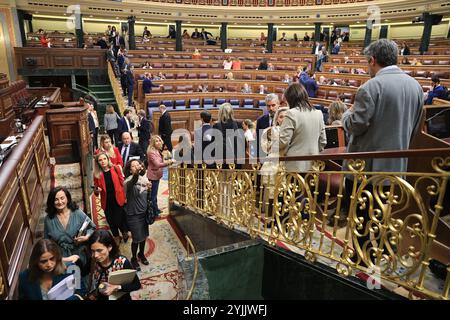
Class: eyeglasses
267,104,277,107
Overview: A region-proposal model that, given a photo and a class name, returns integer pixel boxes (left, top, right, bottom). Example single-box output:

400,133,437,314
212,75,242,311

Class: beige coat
279,108,327,172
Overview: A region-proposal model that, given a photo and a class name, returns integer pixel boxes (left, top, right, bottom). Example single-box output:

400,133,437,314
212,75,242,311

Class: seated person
197,84,208,92
225,72,234,80
182,29,190,39
278,32,288,41
257,59,268,70
241,83,253,94
258,85,268,94
192,48,202,59
267,63,275,71
232,59,241,70
142,61,152,69
223,58,233,70
425,75,447,105
327,100,347,125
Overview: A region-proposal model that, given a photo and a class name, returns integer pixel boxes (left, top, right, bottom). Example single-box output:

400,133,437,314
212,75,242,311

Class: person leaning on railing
339,39,424,264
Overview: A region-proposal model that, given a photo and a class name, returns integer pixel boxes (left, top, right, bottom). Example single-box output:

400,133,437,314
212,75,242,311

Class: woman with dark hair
93,152,128,244
279,83,327,172
88,230,141,300
123,159,151,271
19,239,85,300
44,187,96,275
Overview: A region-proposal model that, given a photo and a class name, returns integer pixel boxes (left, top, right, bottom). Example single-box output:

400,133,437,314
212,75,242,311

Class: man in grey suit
340,39,423,263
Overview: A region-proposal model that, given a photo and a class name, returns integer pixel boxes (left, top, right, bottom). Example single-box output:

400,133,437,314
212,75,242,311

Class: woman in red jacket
147,135,174,216
95,135,124,170
94,153,129,244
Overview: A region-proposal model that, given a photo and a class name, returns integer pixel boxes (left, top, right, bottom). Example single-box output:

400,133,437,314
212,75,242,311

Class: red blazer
40,36,49,47
95,147,124,168
147,150,167,181
94,165,126,210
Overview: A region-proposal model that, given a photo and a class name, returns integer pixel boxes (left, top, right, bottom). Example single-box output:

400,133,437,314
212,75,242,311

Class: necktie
122,145,129,164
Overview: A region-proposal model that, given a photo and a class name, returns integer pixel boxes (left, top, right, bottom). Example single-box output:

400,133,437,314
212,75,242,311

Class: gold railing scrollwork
169,153,450,300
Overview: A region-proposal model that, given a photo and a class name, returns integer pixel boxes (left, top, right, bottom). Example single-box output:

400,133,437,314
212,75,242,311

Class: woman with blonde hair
93,152,128,244
95,135,124,170
147,135,174,216
328,100,347,126
103,105,120,146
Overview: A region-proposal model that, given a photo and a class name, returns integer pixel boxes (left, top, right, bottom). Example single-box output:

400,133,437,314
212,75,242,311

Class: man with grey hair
338,39,423,263
256,93,280,159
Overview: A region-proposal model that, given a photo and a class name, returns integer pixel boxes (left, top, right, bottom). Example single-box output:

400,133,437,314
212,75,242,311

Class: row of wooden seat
133,68,294,83
323,63,450,79
136,79,289,102
130,58,313,71
329,55,450,66
128,50,315,62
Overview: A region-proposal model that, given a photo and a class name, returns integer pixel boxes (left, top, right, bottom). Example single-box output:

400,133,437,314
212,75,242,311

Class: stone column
175,20,182,51
266,23,274,53
220,22,227,51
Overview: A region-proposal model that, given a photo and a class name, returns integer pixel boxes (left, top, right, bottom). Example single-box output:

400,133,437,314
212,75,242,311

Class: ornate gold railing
169,149,450,300
185,235,199,300
107,62,126,114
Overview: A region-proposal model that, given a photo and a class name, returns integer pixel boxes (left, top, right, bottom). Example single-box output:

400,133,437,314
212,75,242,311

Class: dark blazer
88,112,96,134
142,77,159,94
212,120,245,167
112,35,125,49
96,39,108,49
191,31,201,39
138,117,151,142
118,142,145,163
117,117,134,138
304,78,319,98
19,266,84,300
158,111,173,151
403,47,411,56
126,69,134,87
194,124,213,164
117,54,125,71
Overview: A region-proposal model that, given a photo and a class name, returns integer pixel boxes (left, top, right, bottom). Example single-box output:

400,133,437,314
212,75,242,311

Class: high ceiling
3,0,450,25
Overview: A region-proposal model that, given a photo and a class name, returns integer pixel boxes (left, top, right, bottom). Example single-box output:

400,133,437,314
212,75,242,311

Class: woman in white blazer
279,83,327,173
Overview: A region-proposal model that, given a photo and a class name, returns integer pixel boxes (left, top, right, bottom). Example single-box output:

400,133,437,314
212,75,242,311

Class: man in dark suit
142,73,161,94
118,132,145,165
96,36,108,49
126,65,135,107
201,28,213,41
117,109,135,140
191,28,201,39
112,33,125,57
194,110,213,166
158,104,173,152
256,93,279,159
137,109,152,155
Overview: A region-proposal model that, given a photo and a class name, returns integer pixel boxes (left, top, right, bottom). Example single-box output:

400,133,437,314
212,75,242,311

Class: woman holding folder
88,230,141,300
19,239,85,300
44,187,96,276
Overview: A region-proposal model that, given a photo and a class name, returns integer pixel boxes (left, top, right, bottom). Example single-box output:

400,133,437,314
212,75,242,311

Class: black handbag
146,186,156,225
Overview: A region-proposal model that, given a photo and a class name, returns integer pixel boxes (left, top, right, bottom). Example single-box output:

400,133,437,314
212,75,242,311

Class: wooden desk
0,116,49,299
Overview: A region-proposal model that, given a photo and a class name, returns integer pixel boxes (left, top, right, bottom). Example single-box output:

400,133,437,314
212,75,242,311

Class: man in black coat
96,36,108,49
118,132,145,165
158,104,173,152
194,110,213,166
112,33,125,57
137,109,152,156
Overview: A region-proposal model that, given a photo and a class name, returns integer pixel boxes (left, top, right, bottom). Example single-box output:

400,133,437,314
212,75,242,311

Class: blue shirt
425,85,446,105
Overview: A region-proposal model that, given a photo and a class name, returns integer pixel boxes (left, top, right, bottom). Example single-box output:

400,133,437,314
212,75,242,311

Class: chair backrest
216,98,227,105
162,100,174,108
147,100,160,109
175,100,186,108
162,85,173,93
230,99,240,107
